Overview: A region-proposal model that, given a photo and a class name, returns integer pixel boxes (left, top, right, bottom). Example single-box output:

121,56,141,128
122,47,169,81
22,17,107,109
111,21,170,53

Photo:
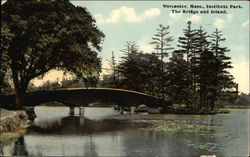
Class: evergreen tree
177,21,197,64
118,42,162,95
120,41,140,55
139,53,162,96
99,74,114,88
118,42,141,91
118,52,145,92
106,51,118,87
150,24,174,100
177,21,197,108
210,28,236,110
166,51,189,106
192,26,212,109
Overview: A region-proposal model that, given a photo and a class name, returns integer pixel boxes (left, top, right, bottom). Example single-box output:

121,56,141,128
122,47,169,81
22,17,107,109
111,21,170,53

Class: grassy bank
0,109,30,147
0,109,13,119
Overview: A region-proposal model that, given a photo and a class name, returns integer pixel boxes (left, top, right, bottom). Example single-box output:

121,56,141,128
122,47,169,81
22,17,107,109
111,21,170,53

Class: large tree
166,51,189,105
0,24,13,93
106,51,118,87
192,26,211,109
118,48,145,92
210,28,236,109
118,43,162,95
1,0,105,107
176,21,198,108
121,41,140,55
150,24,174,100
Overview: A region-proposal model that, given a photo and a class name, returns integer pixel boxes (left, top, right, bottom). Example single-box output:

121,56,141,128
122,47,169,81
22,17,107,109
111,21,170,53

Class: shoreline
222,106,250,109
0,109,30,147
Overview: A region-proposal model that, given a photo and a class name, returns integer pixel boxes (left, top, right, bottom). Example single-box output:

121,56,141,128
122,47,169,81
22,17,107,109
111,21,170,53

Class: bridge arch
1,88,172,119
2,88,172,108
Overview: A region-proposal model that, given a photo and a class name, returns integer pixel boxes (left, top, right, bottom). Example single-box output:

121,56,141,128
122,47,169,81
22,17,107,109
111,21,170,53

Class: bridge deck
1,88,172,107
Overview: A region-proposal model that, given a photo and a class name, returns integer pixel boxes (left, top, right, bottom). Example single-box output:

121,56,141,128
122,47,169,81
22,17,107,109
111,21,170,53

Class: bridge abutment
24,107,37,121
69,106,75,116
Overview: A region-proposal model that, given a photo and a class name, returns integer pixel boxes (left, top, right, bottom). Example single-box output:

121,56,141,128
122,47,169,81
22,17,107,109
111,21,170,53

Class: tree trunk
11,69,29,107
210,91,216,111
15,87,25,107
0,72,6,94
12,70,22,107
211,99,215,111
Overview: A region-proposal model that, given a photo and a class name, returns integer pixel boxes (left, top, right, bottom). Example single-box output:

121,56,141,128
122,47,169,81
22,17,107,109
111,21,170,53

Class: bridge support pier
69,106,75,116
79,107,85,116
130,107,135,114
120,106,124,114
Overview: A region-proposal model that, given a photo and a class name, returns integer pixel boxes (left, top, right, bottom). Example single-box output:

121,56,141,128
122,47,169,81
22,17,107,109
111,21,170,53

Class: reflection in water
83,135,97,156
1,107,249,157
12,137,28,156
29,116,140,135
0,148,2,156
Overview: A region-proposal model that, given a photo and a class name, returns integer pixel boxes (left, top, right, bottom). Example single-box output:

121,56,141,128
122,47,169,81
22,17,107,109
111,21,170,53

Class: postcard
0,0,249,157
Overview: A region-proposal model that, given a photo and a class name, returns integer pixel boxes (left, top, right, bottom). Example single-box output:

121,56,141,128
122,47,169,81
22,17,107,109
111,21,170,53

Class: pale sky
34,1,249,93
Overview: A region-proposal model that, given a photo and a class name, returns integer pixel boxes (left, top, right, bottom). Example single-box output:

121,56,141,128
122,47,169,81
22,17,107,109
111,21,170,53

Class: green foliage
117,43,162,96
101,22,236,113
177,21,197,64
121,41,141,55
176,21,198,107
0,25,14,93
150,24,174,100
105,51,118,87
194,27,216,109
99,74,115,88
166,52,189,104
26,77,80,92
150,24,174,57
174,22,236,111
61,78,78,88
210,29,235,96
1,0,104,106
234,93,250,106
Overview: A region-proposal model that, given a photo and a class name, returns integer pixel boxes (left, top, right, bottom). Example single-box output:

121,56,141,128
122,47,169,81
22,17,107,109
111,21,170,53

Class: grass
0,129,27,147
0,109,29,146
0,108,14,119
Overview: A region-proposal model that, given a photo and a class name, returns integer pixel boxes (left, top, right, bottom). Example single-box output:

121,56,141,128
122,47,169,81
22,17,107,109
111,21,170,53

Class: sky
34,1,249,94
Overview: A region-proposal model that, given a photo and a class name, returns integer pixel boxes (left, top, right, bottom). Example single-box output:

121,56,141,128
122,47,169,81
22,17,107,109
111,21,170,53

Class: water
1,106,249,157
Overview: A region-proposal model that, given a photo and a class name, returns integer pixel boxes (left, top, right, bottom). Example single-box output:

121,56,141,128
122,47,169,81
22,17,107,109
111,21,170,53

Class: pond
1,106,249,157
